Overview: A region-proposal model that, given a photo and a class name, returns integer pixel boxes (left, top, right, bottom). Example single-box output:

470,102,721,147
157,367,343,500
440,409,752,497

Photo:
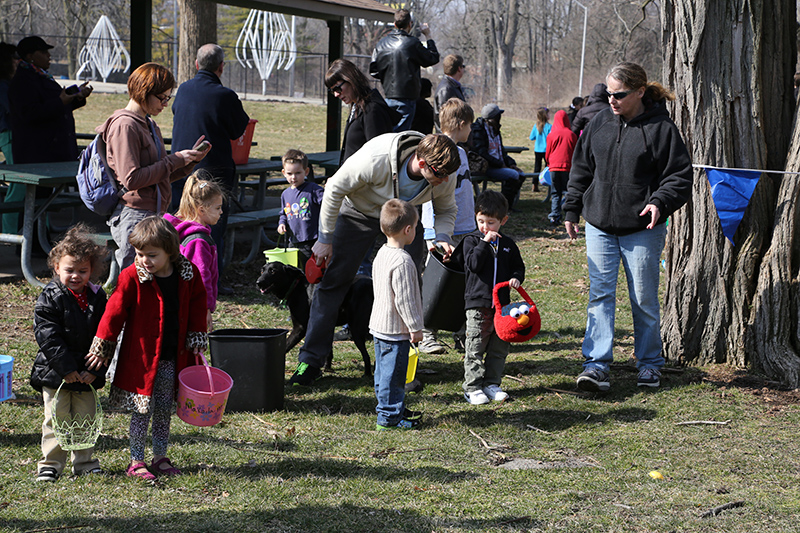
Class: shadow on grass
2,505,542,532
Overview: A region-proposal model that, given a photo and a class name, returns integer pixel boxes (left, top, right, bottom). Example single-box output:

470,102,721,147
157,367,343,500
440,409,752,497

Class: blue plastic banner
705,168,761,244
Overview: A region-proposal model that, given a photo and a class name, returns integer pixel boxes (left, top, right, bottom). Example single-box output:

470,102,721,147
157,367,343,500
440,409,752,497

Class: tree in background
661,0,799,385
177,0,215,84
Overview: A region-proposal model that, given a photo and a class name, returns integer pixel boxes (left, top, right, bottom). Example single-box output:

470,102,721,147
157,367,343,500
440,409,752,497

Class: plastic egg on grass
649,470,664,480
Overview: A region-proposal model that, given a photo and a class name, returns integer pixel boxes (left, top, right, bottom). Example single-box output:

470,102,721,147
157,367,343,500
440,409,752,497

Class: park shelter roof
221,0,395,21
131,0,394,152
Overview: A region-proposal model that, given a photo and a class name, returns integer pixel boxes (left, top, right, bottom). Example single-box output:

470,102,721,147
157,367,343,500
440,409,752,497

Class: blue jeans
385,98,416,132
373,337,410,426
582,222,667,373
485,166,524,208
549,170,569,222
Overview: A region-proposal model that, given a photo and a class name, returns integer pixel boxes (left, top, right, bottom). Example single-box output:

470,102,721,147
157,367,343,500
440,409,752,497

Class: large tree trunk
177,0,217,84
661,0,796,381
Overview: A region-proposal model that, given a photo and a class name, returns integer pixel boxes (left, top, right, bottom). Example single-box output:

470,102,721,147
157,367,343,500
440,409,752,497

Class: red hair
127,62,175,106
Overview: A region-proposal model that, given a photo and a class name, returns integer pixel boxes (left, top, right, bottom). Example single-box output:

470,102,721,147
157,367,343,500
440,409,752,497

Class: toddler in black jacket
461,191,525,405
30,224,108,482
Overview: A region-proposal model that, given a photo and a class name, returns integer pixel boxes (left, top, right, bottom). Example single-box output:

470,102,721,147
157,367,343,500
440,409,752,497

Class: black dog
256,261,374,377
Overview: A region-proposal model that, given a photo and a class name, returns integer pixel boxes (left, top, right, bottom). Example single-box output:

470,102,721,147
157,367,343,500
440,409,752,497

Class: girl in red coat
86,216,207,481
545,109,578,225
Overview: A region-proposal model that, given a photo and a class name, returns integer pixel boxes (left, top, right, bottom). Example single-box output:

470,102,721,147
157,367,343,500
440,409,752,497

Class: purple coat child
164,213,218,313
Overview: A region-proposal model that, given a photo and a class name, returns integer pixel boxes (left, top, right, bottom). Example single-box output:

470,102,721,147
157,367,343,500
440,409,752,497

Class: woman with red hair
97,62,209,269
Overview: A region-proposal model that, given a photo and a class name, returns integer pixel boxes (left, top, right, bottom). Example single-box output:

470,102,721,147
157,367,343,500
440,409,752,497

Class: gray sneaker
576,368,611,392
637,368,661,388
419,335,446,355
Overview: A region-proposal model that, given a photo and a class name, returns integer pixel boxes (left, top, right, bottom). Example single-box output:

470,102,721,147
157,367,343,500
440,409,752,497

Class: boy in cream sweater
370,199,424,430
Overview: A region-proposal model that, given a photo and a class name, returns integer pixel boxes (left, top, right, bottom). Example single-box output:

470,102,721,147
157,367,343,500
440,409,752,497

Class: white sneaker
464,390,490,405
482,385,509,402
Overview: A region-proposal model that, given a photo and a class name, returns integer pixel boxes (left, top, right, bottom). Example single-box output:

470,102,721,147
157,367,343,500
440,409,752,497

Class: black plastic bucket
208,328,287,412
421,252,466,332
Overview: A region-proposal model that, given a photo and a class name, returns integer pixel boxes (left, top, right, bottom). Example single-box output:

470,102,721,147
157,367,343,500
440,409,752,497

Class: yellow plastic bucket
406,345,419,384
263,234,299,267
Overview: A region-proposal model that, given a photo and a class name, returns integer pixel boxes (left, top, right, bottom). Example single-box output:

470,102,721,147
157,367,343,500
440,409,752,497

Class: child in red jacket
86,216,207,481
545,109,578,225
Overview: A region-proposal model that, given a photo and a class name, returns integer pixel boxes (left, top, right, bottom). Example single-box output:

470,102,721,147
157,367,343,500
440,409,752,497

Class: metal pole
576,1,587,96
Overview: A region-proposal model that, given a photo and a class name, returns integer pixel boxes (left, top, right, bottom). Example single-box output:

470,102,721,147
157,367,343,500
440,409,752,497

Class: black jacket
570,83,610,135
462,231,525,310
340,89,398,164
434,76,466,129
470,118,516,169
9,63,83,164
171,69,250,170
564,101,693,235
30,281,107,392
369,29,440,100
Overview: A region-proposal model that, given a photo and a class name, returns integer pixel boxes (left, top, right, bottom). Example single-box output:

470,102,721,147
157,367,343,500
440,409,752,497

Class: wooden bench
470,171,539,196
223,207,283,268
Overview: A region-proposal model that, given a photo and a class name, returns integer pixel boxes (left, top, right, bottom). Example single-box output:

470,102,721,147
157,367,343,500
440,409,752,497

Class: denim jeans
385,98,417,132
582,222,667,372
549,170,569,223
373,337,410,426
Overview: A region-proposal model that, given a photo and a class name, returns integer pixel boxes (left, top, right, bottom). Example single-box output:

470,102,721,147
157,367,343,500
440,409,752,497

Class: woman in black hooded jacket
563,62,692,393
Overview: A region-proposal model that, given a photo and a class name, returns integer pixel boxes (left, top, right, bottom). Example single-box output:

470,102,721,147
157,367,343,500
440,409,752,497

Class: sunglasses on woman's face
606,90,632,100
329,82,346,96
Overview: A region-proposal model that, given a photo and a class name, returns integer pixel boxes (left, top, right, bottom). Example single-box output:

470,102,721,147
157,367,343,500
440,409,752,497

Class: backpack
76,134,127,217
181,232,216,248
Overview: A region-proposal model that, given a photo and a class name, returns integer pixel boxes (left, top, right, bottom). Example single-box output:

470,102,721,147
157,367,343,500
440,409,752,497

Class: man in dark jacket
9,36,91,164
172,43,250,276
570,83,609,135
434,54,466,131
370,9,440,132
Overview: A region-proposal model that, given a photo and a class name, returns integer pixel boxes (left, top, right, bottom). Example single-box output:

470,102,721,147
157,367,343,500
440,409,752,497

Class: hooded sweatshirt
318,131,457,244
571,83,610,135
563,100,692,236
164,213,218,312
545,110,578,172
97,109,195,214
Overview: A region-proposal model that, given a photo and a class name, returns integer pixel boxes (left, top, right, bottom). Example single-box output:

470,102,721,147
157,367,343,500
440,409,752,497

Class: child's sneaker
482,385,509,402
464,389,490,405
35,467,59,483
576,368,611,392
637,368,661,388
403,407,423,421
376,417,420,431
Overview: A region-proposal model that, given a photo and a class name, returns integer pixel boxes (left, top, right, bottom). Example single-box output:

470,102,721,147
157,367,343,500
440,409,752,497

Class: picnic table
234,158,284,210
0,161,81,288
504,145,530,154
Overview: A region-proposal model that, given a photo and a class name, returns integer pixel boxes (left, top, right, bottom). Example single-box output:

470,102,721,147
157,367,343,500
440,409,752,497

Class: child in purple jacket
277,149,324,266
164,171,224,330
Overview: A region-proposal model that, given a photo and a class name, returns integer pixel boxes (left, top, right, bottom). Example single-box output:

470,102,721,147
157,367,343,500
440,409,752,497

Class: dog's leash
278,277,302,309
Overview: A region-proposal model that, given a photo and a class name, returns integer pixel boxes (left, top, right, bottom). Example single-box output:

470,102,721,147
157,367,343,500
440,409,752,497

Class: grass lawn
1,95,799,532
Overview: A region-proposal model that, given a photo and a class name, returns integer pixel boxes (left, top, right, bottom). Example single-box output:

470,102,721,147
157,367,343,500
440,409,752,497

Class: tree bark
661,0,796,382
177,0,217,84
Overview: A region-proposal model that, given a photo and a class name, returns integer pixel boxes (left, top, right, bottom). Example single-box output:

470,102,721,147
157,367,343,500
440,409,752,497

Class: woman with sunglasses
97,62,209,269
325,59,399,166
563,61,692,393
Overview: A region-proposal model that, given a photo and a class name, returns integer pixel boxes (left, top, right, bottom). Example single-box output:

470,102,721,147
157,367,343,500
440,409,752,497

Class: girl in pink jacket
164,172,225,330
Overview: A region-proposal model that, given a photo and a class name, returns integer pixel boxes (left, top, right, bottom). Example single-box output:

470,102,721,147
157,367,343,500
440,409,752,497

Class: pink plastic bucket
177,353,234,427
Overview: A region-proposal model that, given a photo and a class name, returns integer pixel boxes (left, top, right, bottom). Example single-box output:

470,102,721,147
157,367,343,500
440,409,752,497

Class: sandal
126,461,156,481
150,457,181,476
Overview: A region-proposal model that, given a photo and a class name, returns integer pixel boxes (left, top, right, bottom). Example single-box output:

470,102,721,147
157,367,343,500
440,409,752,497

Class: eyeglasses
606,90,632,100
329,82,346,96
428,163,448,179
154,93,172,104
